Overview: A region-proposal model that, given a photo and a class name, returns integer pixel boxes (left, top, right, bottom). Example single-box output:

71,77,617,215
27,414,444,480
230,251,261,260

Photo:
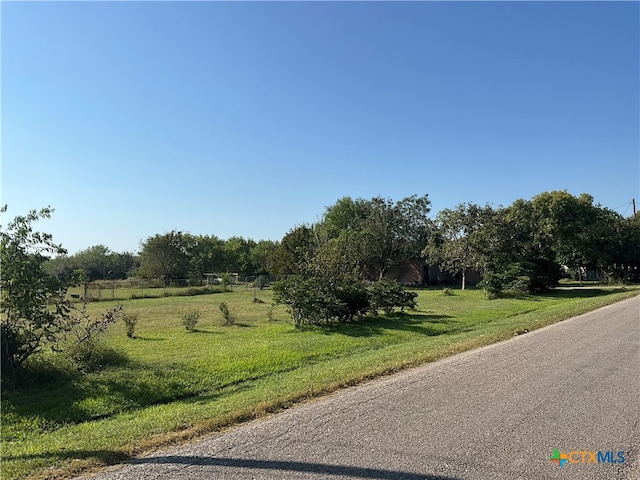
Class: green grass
2,287,638,480
66,283,231,301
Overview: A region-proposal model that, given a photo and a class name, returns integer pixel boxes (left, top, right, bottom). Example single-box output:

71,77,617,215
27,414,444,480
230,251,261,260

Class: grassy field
2,286,638,480
65,282,233,301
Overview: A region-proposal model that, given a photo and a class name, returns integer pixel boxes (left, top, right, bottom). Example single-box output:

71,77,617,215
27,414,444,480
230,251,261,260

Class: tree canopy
34,190,639,291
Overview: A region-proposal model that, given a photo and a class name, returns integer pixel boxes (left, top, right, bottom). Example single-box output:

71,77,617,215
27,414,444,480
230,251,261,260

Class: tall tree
189,235,225,280
138,231,192,280
423,203,494,289
476,199,562,295
614,213,640,281
267,225,315,277
530,191,614,280
45,248,138,281
249,239,278,276
222,236,256,275
319,194,432,280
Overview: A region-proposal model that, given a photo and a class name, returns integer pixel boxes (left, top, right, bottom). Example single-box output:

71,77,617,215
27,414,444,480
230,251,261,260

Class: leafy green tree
477,200,562,295
189,234,225,280
222,236,256,275
111,251,139,279
611,212,640,282
1,207,71,378
307,233,366,280
267,225,316,276
43,253,78,282
321,196,373,238
0,207,121,380
249,239,278,276
423,203,494,289
319,194,432,280
529,191,619,281
73,245,113,279
45,247,138,281
138,231,192,280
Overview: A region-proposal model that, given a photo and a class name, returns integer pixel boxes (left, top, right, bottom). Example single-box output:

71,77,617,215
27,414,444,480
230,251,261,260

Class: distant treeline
45,191,640,294
44,236,277,282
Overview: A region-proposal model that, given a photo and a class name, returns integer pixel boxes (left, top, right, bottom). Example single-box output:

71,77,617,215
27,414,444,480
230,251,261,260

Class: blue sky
2,1,638,254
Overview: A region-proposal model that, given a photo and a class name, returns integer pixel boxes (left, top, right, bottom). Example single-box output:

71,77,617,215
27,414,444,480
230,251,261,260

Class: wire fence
67,276,277,302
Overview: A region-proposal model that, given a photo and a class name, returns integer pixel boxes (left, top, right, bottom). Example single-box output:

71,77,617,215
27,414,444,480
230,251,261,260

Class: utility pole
633,199,636,216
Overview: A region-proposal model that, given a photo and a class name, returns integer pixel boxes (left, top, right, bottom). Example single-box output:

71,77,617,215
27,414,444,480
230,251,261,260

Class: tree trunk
461,268,466,290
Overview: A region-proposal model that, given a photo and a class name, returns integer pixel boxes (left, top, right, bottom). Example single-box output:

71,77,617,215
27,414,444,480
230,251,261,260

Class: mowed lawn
2,287,638,480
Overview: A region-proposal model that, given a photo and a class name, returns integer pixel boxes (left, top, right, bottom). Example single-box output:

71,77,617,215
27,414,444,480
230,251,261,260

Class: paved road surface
78,296,640,480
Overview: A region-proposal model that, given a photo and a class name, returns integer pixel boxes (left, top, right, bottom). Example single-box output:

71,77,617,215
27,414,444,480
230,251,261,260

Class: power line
622,203,631,217
612,200,632,211
612,200,637,217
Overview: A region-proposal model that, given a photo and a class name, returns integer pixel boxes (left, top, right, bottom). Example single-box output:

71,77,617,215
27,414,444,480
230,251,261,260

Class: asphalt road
78,295,640,480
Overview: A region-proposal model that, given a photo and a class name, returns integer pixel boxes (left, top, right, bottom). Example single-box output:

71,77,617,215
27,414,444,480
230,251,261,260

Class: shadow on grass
493,286,632,301
5,448,129,464
318,312,468,338
1,361,227,439
544,287,631,299
231,322,255,328
186,329,223,334
130,336,165,342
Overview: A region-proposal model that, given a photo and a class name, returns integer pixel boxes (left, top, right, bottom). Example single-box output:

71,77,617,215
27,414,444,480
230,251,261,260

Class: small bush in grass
66,339,128,373
219,302,234,326
220,273,232,291
442,288,454,296
182,309,201,331
122,313,138,338
266,306,276,322
368,279,417,315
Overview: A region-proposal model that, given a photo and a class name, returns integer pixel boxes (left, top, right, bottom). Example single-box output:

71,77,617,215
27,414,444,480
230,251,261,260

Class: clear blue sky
2,1,638,254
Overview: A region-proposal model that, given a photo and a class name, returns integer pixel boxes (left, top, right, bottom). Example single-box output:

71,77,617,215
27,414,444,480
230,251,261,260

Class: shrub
122,312,138,338
481,259,561,298
266,306,276,322
442,288,454,296
272,277,326,327
182,309,201,331
368,279,417,315
273,275,370,326
478,272,504,299
182,286,218,296
397,289,418,312
51,303,126,374
333,276,370,323
65,339,127,373
219,302,234,326
506,276,531,294
220,273,232,291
